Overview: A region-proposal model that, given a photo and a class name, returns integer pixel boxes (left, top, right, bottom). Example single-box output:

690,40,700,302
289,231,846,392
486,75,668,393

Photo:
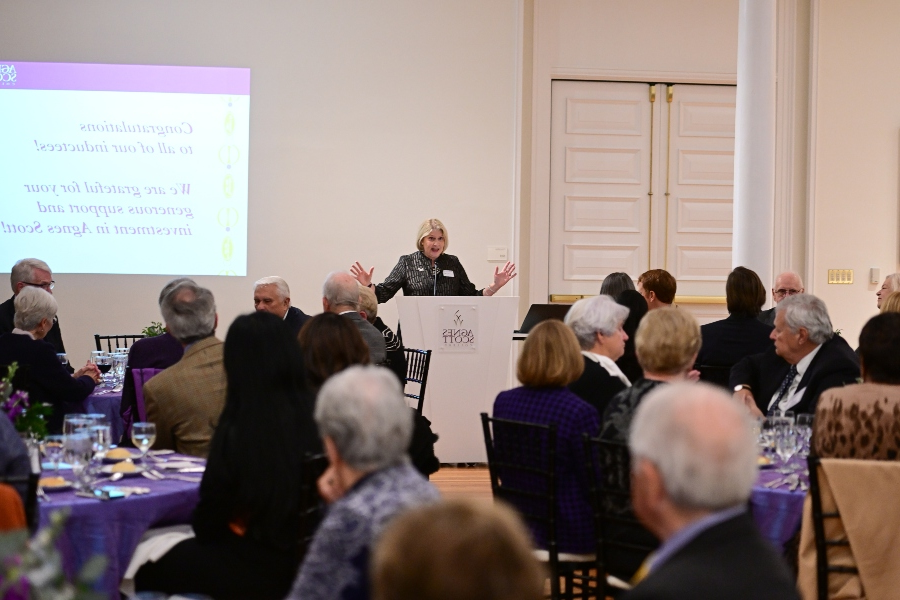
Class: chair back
403,348,432,415
693,363,732,390
481,413,563,598
298,452,329,558
583,436,659,594
0,473,38,534
94,334,146,352
122,368,164,444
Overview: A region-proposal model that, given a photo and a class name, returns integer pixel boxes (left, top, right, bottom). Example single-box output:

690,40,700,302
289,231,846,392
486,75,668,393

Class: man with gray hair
0,258,70,363
143,281,226,457
731,293,859,416
288,365,439,600
322,271,386,364
253,275,311,335
757,270,805,327
624,382,798,600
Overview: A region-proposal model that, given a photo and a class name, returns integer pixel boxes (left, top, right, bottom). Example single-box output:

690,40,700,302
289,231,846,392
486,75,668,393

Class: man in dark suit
323,271,386,364
0,259,71,370
757,271,804,327
253,276,311,336
624,383,798,600
732,293,859,416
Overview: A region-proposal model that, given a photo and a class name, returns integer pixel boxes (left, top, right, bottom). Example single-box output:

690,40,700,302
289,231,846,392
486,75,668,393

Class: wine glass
95,354,113,386
89,425,112,460
41,434,65,473
774,419,799,470
796,414,814,458
56,353,68,366
64,432,93,490
132,422,157,461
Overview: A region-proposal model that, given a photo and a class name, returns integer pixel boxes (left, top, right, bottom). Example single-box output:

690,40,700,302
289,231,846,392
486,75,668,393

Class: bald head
772,272,804,305
323,271,361,313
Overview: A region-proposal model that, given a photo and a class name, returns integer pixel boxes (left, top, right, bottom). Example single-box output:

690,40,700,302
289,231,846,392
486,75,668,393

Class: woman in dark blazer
0,287,99,433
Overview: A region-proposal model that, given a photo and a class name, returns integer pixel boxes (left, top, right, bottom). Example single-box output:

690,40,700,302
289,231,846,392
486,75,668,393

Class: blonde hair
358,284,378,323
416,219,449,253
635,307,701,375
372,500,545,600
881,290,900,314
517,320,584,387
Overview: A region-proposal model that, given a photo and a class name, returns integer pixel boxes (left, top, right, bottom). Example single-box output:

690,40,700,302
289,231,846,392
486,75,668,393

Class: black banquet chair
403,348,432,416
94,334,146,352
481,413,596,600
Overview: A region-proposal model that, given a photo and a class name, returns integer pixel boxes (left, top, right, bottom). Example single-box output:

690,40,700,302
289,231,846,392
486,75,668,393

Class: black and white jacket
374,251,483,303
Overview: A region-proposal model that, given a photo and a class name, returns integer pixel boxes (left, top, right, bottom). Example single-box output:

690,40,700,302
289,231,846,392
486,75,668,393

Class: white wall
810,0,900,345
0,1,521,364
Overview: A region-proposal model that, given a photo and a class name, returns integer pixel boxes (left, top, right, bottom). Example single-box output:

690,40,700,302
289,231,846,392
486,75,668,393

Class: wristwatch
733,384,752,393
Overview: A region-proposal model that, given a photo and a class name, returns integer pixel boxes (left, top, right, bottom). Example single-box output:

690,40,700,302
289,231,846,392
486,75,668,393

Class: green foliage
142,321,166,337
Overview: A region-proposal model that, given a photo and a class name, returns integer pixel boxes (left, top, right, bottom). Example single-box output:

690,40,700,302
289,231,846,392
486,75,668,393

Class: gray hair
158,277,195,306
776,293,833,344
886,273,900,294
161,281,217,344
13,287,58,331
315,365,412,471
323,271,360,311
565,295,630,350
254,276,290,301
629,382,758,511
10,258,51,293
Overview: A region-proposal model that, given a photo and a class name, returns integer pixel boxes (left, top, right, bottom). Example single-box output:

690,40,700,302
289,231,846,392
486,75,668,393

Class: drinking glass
56,353,68,366
89,425,112,460
115,347,130,355
132,422,157,460
774,419,799,468
41,434,65,473
95,354,113,386
63,414,91,436
112,352,128,387
760,417,778,457
796,414,814,458
64,432,93,490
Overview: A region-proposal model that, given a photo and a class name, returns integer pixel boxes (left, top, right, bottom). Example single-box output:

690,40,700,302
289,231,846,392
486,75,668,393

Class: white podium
397,296,518,463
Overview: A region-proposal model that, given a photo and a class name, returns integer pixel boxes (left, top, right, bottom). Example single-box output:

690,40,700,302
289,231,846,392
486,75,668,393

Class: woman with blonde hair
350,218,516,302
491,319,598,557
880,290,900,313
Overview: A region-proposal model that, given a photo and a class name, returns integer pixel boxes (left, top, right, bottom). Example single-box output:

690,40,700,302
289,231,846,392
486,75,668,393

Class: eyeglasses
22,280,55,291
773,288,801,298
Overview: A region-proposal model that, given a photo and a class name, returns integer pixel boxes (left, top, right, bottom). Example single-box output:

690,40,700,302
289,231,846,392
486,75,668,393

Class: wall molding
806,0,820,291
548,67,737,85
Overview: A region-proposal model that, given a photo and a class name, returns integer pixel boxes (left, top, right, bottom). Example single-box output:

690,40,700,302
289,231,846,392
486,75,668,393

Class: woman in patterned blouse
351,218,516,301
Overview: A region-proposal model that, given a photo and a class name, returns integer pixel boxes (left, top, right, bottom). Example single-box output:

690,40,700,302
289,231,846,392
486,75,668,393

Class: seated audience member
696,267,774,374
358,284,407,385
814,312,900,459
298,313,439,477
322,271,386,364
372,500,544,600
287,366,440,600
731,294,859,417
0,259,70,364
615,290,649,384
600,272,635,298
0,288,100,433
880,290,900,314
758,271,805,327
565,295,631,415
623,383,799,600
135,312,321,599
636,269,676,310
119,278,190,440
0,412,31,504
253,275,311,336
601,307,701,444
492,320,597,557
876,272,900,310
143,281,226,457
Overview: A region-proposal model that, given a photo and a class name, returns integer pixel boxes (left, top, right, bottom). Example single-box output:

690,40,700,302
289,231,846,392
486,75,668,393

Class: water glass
759,417,778,457
89,425,112,459
112,352,128,386
41,435,65,473
115,346,130,355
774,418,799,468
56,353,68,366
132,422,157,460
796,414,814,458
64,432,93,490
63,414,91,436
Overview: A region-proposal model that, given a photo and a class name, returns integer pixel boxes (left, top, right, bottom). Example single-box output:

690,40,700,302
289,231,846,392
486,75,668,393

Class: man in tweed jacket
144,281,226,458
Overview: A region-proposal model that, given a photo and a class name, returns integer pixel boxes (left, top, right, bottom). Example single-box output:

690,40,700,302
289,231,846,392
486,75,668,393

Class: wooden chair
807,455,858,600
481,413,596,599
583,437,659,598
94,334,146,352
403,348,432,415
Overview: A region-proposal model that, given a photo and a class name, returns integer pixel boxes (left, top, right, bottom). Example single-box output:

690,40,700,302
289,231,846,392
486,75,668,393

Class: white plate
100,464,146,477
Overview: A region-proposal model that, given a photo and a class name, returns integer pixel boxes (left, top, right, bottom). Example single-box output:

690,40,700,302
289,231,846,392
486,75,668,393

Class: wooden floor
430,465,492,504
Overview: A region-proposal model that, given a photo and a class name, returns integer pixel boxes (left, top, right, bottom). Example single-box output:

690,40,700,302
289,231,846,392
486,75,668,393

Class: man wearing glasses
0,258,71,368
757,271,804,327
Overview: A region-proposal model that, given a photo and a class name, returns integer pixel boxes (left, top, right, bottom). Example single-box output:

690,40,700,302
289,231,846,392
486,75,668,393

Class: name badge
443,270,455,277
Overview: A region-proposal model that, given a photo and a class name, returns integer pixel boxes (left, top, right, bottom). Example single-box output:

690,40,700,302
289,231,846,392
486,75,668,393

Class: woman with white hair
0,287,100,433
565,295,631,415
287,365,440,600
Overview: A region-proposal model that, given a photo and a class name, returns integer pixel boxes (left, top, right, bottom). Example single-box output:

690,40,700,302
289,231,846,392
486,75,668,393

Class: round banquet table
750,454,808,550
38,457,201,599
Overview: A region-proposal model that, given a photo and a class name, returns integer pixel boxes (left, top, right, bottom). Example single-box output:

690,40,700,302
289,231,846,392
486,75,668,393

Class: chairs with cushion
481,413,596,600
94,334,146,353
583,437,659,598
0,473,39,533
403,348,432,416
121,368,163,445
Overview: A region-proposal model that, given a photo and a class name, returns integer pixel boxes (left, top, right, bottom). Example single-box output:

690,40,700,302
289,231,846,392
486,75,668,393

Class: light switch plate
827,269,853,284
487,246,508,262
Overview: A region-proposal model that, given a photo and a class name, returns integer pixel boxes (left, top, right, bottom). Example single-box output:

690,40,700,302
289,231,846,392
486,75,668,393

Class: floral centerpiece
0,363,51,440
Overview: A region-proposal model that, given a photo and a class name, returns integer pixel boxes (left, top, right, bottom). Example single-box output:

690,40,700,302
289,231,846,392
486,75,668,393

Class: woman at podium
351,218,516,301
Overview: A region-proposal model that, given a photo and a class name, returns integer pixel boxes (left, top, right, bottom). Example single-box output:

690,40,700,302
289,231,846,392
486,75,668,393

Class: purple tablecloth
751,456,808,550
38,457,201,599
83,389,125,444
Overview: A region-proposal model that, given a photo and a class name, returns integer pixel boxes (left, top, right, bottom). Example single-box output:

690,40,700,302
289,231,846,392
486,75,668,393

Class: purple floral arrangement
0,363,50,440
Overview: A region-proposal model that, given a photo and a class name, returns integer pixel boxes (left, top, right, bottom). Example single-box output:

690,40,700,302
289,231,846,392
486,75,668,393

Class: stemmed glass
41,434,65,473
63,414,91,436
89,425,112,460
64,432,93,491
132,422,157,461
796,414,814,458
774,418,799,471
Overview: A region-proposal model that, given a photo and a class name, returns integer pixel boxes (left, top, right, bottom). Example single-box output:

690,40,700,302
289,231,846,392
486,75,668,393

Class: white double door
548,80,736,313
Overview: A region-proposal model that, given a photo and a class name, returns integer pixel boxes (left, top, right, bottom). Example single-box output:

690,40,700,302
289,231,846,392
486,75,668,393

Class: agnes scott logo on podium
0,65,16,86
440,305,478,351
